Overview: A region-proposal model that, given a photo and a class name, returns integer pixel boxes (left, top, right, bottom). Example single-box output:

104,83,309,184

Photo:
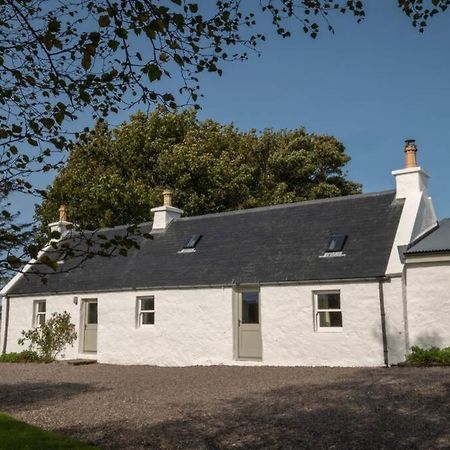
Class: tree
18,311,77,362
1,0,446,276
37,108,360,231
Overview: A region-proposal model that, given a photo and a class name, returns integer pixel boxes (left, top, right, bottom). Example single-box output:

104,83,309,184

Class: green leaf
7,255,22,268
98,15,111,27
41,118,55,129
108,40,119,51
81,53,92,70
116,27,128,39
147,64,162,82
47,19,60,32
188,3,198,13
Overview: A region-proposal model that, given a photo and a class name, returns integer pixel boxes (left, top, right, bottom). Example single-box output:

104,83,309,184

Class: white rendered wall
382,277,407,364
3,279,405,366
2,294,81,359
98,288,234,365
406,262,450,349
260,281,397,367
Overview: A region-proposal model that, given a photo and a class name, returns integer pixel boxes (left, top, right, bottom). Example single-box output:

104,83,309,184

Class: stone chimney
392,139,429,200
48,204,72,239
151,189,183,232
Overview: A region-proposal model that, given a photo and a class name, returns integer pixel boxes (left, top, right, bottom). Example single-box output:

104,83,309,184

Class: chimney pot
58,204,68,222
163,189,173,207
404,139,418,168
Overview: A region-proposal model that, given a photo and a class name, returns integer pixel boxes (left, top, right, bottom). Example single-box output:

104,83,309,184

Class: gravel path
0,364,449,449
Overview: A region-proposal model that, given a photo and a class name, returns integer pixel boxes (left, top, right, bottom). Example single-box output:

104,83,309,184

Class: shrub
406,346,450,366
0,351,42,363
18,311,77,362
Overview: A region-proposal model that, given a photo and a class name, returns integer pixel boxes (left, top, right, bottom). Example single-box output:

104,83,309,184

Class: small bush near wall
18,311,77,362
406,346,450,366
0,351,43,363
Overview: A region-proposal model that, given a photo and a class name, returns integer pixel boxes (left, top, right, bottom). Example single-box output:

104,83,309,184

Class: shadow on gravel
0,383,105,412
57,374,450,450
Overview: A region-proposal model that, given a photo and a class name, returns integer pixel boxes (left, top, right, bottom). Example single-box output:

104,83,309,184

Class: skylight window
326,234,347,252
184,234,202,249
178,234,202,253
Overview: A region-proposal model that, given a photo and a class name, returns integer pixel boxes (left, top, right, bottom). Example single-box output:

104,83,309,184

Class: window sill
316,328,343,333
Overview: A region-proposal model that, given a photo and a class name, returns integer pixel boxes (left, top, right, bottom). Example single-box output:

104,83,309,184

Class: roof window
326,234,347,253
179,234,202,253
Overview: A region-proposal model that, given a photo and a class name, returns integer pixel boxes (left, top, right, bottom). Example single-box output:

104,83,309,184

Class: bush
406,346,450,366
18,311,77,362
0,351,43,363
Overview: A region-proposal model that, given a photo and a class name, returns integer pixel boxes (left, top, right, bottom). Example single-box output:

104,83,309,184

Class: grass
0,413,96,449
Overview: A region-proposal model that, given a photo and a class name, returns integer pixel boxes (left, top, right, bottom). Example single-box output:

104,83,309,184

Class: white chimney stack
48,204,72,240
151,189,183,231
386,139,437,274
392,140,430,200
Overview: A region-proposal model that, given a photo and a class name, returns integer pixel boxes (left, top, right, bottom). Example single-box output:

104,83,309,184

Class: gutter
6,275,401,297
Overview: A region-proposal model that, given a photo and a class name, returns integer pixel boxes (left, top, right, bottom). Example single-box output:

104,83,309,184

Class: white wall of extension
1,278,408,367
405,262,450,349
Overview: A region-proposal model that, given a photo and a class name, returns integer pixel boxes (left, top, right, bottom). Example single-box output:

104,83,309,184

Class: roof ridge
85,221,153,233
178,190,396,222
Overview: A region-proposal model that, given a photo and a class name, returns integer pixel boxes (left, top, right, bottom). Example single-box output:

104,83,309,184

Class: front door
83,299,98,353
238,290,262,360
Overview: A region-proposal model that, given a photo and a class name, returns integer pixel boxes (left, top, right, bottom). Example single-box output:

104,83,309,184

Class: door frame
233,286,262,361
80,298,98,354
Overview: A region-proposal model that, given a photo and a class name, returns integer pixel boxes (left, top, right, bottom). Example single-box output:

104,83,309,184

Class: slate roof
6,190,404,296
406,218,450,255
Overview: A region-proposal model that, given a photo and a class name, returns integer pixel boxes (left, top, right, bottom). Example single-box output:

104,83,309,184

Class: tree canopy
37,109,361,231
1,0,446,276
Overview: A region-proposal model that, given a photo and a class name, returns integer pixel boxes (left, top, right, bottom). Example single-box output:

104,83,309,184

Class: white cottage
1,140,449,366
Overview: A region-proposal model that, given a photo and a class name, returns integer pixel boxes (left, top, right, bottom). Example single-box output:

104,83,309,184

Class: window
326,234,347,252
137,296,155,326
33,300,46,327
241,291,259,324
179,234,202,253
314,291,343,331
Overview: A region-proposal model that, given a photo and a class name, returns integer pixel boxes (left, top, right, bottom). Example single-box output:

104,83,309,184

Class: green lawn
0,413,96,449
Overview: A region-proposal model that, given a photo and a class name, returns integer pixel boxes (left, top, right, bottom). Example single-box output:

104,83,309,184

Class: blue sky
192,1,450,218
15,1,450,221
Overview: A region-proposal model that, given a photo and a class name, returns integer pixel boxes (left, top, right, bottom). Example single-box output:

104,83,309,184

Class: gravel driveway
0,364,449,449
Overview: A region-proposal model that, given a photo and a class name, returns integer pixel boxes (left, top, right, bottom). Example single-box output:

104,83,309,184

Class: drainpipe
1,296,10,354
402,267,410,355
378,279,389,367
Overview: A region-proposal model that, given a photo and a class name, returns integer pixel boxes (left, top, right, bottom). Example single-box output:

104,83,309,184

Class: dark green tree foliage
0,0,445,275
37,109,361,230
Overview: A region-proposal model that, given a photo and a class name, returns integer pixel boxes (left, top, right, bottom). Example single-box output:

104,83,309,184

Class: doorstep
65,359,97,366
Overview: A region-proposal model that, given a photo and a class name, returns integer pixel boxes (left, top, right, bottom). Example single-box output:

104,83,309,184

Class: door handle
238,319,241,327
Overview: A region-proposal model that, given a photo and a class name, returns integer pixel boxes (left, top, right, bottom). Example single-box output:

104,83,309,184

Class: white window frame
314,291,343,332
33,300,46,327
137,296,155,326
